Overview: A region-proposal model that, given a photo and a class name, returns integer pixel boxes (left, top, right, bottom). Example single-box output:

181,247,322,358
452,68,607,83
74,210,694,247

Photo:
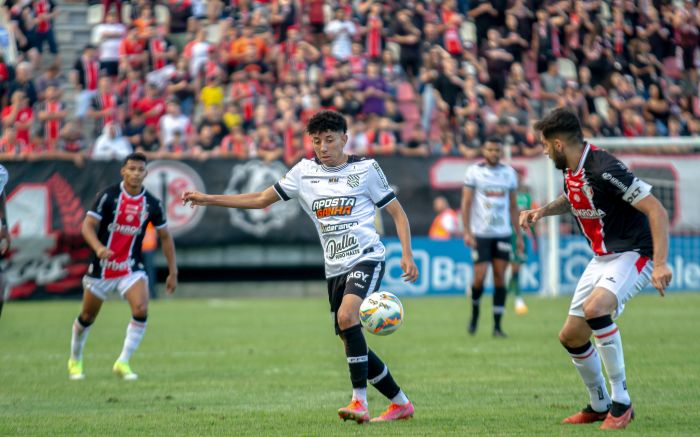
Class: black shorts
472,236,512,264
100,60,119,77
309,23,325,34
327,261,385,334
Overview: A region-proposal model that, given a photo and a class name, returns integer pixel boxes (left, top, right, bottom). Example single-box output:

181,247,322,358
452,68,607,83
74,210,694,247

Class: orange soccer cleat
370,401,415,422
600,402,634,430
562,405,609,424
337,399,370,424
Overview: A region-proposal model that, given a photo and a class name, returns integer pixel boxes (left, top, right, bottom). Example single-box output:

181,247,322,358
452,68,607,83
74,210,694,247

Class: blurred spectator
539,60,565,116
400,123,430,157
325,8,356,61
429,196,460,240
88,77,122,136
32,0,60,69
37,85,67,150
35,64,62,101
90,122,132,160
2,90,33,146
94,10,127,78
160,98,193,148
136,83,166,127
71,45,100,121
7,62,38,108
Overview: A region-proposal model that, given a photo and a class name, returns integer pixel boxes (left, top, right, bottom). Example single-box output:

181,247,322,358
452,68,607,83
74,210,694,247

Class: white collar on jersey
119,181,145,199
571,142,591,175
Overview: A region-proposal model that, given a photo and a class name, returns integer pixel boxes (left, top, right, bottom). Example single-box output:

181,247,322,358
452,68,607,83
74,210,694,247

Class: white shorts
82,271,148,301
569,251,652,319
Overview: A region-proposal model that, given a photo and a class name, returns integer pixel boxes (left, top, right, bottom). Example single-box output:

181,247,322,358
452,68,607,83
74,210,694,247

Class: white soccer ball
359,291,404,336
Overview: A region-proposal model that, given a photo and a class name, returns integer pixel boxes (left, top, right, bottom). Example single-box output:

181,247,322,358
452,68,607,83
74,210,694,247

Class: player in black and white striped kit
461,137,524,337
0,165,10,319
182,110,419,424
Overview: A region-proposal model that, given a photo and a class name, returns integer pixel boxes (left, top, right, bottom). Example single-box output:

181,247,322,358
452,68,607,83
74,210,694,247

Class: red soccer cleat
600,403,634,430
370,401,415,422
338,399,370,424
562,405,609,424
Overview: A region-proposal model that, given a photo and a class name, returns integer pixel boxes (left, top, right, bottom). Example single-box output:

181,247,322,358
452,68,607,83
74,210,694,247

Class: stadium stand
0,0,697,160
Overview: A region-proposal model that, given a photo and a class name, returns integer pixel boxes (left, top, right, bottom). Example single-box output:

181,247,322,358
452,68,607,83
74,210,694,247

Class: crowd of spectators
0,0,699,164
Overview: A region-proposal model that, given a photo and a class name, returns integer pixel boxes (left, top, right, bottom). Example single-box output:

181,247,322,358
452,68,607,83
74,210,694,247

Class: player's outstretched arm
81,215,114,259
157,227,178,295
182,186,281,210
384,199,419,283
633,194,672,296
519,194,570,230
509,191,524,255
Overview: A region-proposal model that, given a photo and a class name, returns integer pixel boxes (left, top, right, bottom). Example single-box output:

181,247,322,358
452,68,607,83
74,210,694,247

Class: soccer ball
359,291,404,336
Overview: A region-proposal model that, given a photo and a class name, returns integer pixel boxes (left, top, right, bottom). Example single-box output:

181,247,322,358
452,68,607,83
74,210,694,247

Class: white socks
352,388,367,403
391,390,409,406
592,322,630,405
70,318,91,361
117,318,147,363
568,342,611,412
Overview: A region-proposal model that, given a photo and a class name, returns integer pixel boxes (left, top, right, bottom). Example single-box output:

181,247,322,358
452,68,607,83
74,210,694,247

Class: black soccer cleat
493,329,507,338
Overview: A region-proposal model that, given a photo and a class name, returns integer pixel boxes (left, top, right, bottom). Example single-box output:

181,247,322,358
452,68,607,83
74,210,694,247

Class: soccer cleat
371,401,415,422
68,358,85,380
467,321,477,335
337,399,369,424
112,360,138,381
562,404,609,424
493,329,507,338
600,402,634,430
514,298,529,315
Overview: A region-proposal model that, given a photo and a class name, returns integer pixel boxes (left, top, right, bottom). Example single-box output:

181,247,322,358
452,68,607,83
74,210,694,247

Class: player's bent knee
132,304,148,320
558,327,587,348
336,311,358,331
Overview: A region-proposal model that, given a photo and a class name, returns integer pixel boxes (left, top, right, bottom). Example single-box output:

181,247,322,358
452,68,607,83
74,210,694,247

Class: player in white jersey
183,110,419,424
0,164,10,319
461,137,523,337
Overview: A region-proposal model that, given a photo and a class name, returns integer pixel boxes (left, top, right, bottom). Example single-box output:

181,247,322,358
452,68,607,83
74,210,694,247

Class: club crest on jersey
312,197,356,218
347,174,360,188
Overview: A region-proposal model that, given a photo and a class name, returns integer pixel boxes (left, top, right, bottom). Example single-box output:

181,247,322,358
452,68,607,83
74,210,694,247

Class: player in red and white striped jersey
524,108,672,430
67,152,178,381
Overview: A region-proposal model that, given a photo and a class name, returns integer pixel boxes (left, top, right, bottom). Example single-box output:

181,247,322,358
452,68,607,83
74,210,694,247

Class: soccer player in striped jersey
183,110,419,423
0,164,10,319
461,137,524,337
524,108,672,430
68,152,178,381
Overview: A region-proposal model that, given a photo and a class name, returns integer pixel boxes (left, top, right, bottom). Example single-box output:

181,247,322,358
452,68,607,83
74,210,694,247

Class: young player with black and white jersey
461,137,524,337
0,164,10,319
182,110,419,424
523,108,672,430
68,152,178,381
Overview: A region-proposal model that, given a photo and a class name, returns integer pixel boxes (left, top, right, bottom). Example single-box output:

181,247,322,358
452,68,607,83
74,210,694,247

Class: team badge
347,174,360,188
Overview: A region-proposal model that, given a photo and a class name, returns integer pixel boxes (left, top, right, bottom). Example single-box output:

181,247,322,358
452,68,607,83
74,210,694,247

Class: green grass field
1,292,699,436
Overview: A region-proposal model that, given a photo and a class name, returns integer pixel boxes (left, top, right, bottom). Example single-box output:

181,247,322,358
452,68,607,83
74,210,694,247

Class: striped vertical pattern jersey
273,156,395,278
563,142,653,257
0,164,8,192
463,162,518,238
86,183,167,279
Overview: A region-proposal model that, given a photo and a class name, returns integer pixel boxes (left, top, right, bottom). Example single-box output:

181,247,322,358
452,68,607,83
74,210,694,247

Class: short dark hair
306,110,347,135
533,108,583,145
484,135,503,145
123,152,147,166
